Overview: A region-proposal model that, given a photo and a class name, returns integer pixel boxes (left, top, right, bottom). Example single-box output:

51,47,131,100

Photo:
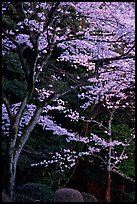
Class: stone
54,188,84,202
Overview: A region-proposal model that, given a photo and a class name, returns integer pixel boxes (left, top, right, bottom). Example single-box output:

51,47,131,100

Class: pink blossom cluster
2,2,135,68
66,132,128,148
111,154,128,165
2,103,77,138
79,58,135,110
35,88,54,102
2,100,133,170
31,148,78,172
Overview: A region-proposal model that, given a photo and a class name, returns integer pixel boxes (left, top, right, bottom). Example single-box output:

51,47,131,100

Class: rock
54,188,84,202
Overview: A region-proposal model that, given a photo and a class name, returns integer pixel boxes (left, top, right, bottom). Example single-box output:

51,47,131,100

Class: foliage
111,189,135,202
120,191,135,202
16,127,67,186
43,168,69,191
81,192,98,202
16,183,54,202
2,52,26,102
15,194,34,202
111,124,135,177
120,152,135,178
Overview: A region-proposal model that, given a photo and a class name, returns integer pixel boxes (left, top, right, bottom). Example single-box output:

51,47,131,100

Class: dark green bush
15,194,34,202
81,192,98,202
118,191,135,202
111,188,135,202
16,183,54,202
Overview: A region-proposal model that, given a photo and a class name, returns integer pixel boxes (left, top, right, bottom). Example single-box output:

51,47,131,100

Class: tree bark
5,150,18,201
105,170,111,202
105,110,114,202
8,155,17,201
4,102,45,201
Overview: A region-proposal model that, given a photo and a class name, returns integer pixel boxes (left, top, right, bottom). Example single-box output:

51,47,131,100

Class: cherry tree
2,2,135,201
77,58,135,201
29,59,135,201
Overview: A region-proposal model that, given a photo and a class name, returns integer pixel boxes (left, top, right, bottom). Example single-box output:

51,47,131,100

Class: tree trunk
105,110,114,202
6,150,19,201
8,160,16,201
105,170,111,202
5,105,44,201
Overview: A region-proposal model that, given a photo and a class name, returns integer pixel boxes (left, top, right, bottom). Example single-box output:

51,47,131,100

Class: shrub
119,191,135,202
16,183,54,202
54,188,84,202
15,194,34,202
81,192,98,202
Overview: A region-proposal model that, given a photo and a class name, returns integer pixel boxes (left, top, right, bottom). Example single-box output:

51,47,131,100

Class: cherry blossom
2,2,135,200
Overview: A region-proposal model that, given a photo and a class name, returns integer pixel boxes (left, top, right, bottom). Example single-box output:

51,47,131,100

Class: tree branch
44,2,60,30
119,136,134,163
92,45,135,63
12,85,35,138
112,169,135,183
2,92,14,122
15,104,43,155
